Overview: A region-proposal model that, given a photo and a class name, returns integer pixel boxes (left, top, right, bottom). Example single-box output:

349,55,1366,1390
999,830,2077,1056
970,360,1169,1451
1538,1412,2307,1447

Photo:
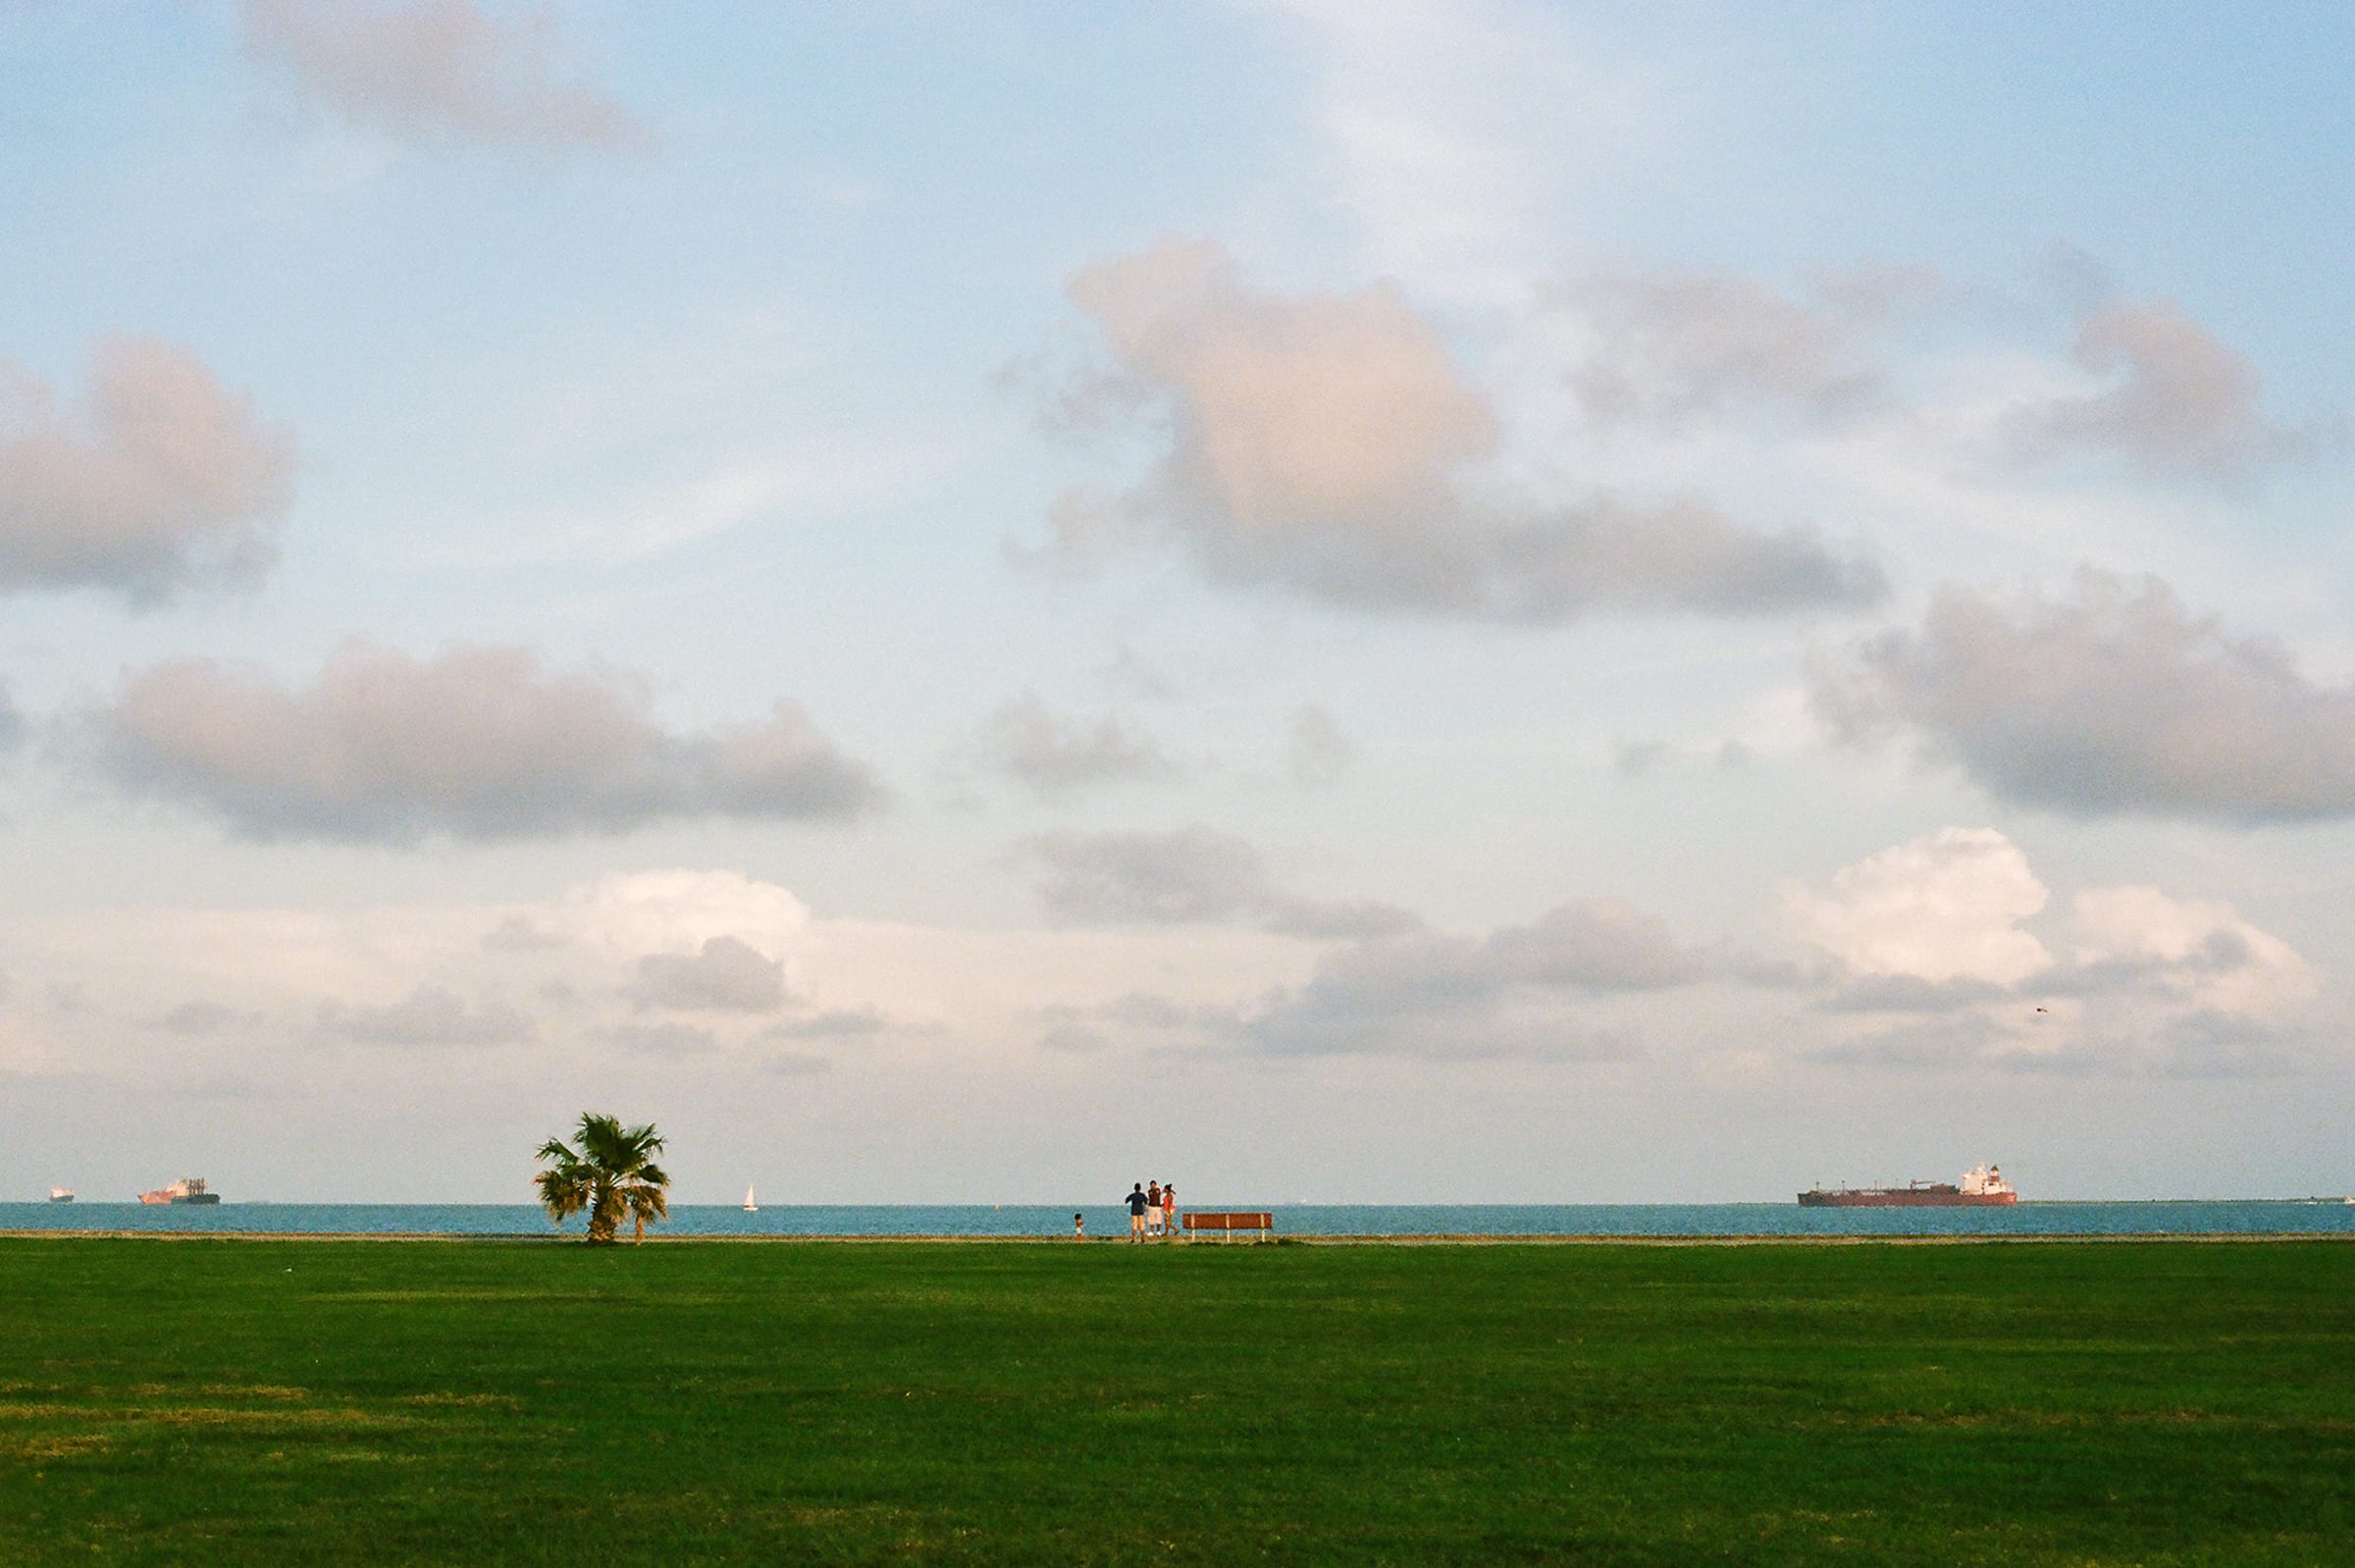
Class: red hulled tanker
1798,1164,2017,1207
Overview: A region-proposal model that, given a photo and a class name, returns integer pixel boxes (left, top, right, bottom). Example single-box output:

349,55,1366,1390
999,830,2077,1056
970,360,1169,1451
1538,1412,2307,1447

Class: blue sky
3,1,2352,1204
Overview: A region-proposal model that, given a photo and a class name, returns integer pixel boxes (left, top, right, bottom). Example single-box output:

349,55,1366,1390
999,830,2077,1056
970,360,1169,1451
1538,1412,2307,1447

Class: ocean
4,1201,2352,1239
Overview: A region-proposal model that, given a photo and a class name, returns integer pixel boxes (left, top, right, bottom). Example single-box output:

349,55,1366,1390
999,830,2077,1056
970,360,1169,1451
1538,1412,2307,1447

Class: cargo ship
138,1177,221,1206
1798,1164,2016,1208
48,1185,74,1203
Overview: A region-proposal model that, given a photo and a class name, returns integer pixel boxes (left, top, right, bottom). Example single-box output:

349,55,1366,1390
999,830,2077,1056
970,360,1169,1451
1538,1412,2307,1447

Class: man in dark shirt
1126,1183,1149,1241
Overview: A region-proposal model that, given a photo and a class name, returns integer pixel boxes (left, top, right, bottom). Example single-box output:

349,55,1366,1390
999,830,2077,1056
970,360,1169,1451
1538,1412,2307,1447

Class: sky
3,0,2353,1205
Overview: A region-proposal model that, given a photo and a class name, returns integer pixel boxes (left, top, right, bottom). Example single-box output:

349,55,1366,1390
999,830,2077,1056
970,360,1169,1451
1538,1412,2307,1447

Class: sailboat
743,1183,758,1213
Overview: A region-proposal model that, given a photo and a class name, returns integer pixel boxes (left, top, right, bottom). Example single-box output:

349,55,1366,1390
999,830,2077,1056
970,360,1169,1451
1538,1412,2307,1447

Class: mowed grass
1,1238,2350,1565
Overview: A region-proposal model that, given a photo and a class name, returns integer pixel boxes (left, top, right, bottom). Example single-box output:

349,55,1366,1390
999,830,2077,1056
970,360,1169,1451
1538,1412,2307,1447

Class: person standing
1162,1182,1178,1238
1126,1182,1149,1241
1146,1180,1164,1237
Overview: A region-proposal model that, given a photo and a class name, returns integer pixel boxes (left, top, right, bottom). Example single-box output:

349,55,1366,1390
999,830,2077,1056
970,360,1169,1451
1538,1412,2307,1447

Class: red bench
1180,1211,1274,1241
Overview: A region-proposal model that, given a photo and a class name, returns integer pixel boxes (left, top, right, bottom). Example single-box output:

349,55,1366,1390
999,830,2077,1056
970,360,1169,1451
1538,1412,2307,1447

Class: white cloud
86,644,884,843
1814,570,2355,822
0,868,1320,1094
1539,260,2323,528
239,0,644,156
549,868,809,949
2012,300,2313,479
1073,237,1496,521
1782,827,2052,987
1786,829,2321,1075
2068,885,2318,1019
628,935,787,1015
1027,238,1884,620
0,337,292,602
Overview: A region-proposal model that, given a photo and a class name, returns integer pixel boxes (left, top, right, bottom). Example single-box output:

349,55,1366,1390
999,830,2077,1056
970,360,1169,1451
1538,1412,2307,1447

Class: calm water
4,1201,2352,1238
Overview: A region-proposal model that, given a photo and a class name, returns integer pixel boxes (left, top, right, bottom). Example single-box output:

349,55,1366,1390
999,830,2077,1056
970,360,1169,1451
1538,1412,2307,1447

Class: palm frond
532,1112,670,1241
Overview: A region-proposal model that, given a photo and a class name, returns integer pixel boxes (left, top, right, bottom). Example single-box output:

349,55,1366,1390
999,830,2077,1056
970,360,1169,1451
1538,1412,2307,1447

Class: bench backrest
1181,1211,1274,1231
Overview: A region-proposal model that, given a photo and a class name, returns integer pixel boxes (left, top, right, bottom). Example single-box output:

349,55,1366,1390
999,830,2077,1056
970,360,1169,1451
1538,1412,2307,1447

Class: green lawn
1,1237,2349,1565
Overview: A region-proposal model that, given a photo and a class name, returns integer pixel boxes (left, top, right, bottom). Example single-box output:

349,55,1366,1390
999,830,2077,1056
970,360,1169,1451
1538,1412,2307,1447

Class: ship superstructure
138,1177,221,1206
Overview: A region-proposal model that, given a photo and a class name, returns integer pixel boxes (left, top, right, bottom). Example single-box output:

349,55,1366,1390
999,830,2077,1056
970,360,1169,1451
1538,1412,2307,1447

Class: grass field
1,1237,2350,1565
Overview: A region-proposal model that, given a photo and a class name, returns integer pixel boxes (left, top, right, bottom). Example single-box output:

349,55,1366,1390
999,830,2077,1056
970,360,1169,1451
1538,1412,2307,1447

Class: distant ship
743,1183,758,1213
1799,1164,2017,1208
48,1185,74,1204
138,1177,221,1206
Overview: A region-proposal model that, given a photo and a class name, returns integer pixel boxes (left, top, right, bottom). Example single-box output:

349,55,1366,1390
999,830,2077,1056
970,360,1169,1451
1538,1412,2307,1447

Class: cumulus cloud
1782,827,2053,987
319,983,534,1046
629,935,787,1014
1242,899,1704,1057
1024,238,1883,620
86,643,884,843
1788,828,2318,1073
2067,885,2317,1018
0,337,293,602
974,695,1176,795
1016,825,1419,940
239,0,644,156
2012,300,2312,478
1813,570,2355,822
556,868,810,951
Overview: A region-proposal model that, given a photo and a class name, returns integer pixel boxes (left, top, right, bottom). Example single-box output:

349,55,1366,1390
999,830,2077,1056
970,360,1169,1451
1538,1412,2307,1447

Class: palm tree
534,1113,670,1243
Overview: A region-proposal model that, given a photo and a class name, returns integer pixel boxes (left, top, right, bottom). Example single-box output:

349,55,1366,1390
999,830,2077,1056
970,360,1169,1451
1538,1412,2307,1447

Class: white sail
743,1183,758,1213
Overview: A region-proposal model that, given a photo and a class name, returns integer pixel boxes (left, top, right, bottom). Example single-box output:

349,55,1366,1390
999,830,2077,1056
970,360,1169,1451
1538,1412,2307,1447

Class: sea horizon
7,1199,2352,1240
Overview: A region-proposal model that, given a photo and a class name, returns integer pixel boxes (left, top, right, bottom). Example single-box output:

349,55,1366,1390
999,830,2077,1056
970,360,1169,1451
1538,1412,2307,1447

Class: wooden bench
1180,1211,1274,1241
